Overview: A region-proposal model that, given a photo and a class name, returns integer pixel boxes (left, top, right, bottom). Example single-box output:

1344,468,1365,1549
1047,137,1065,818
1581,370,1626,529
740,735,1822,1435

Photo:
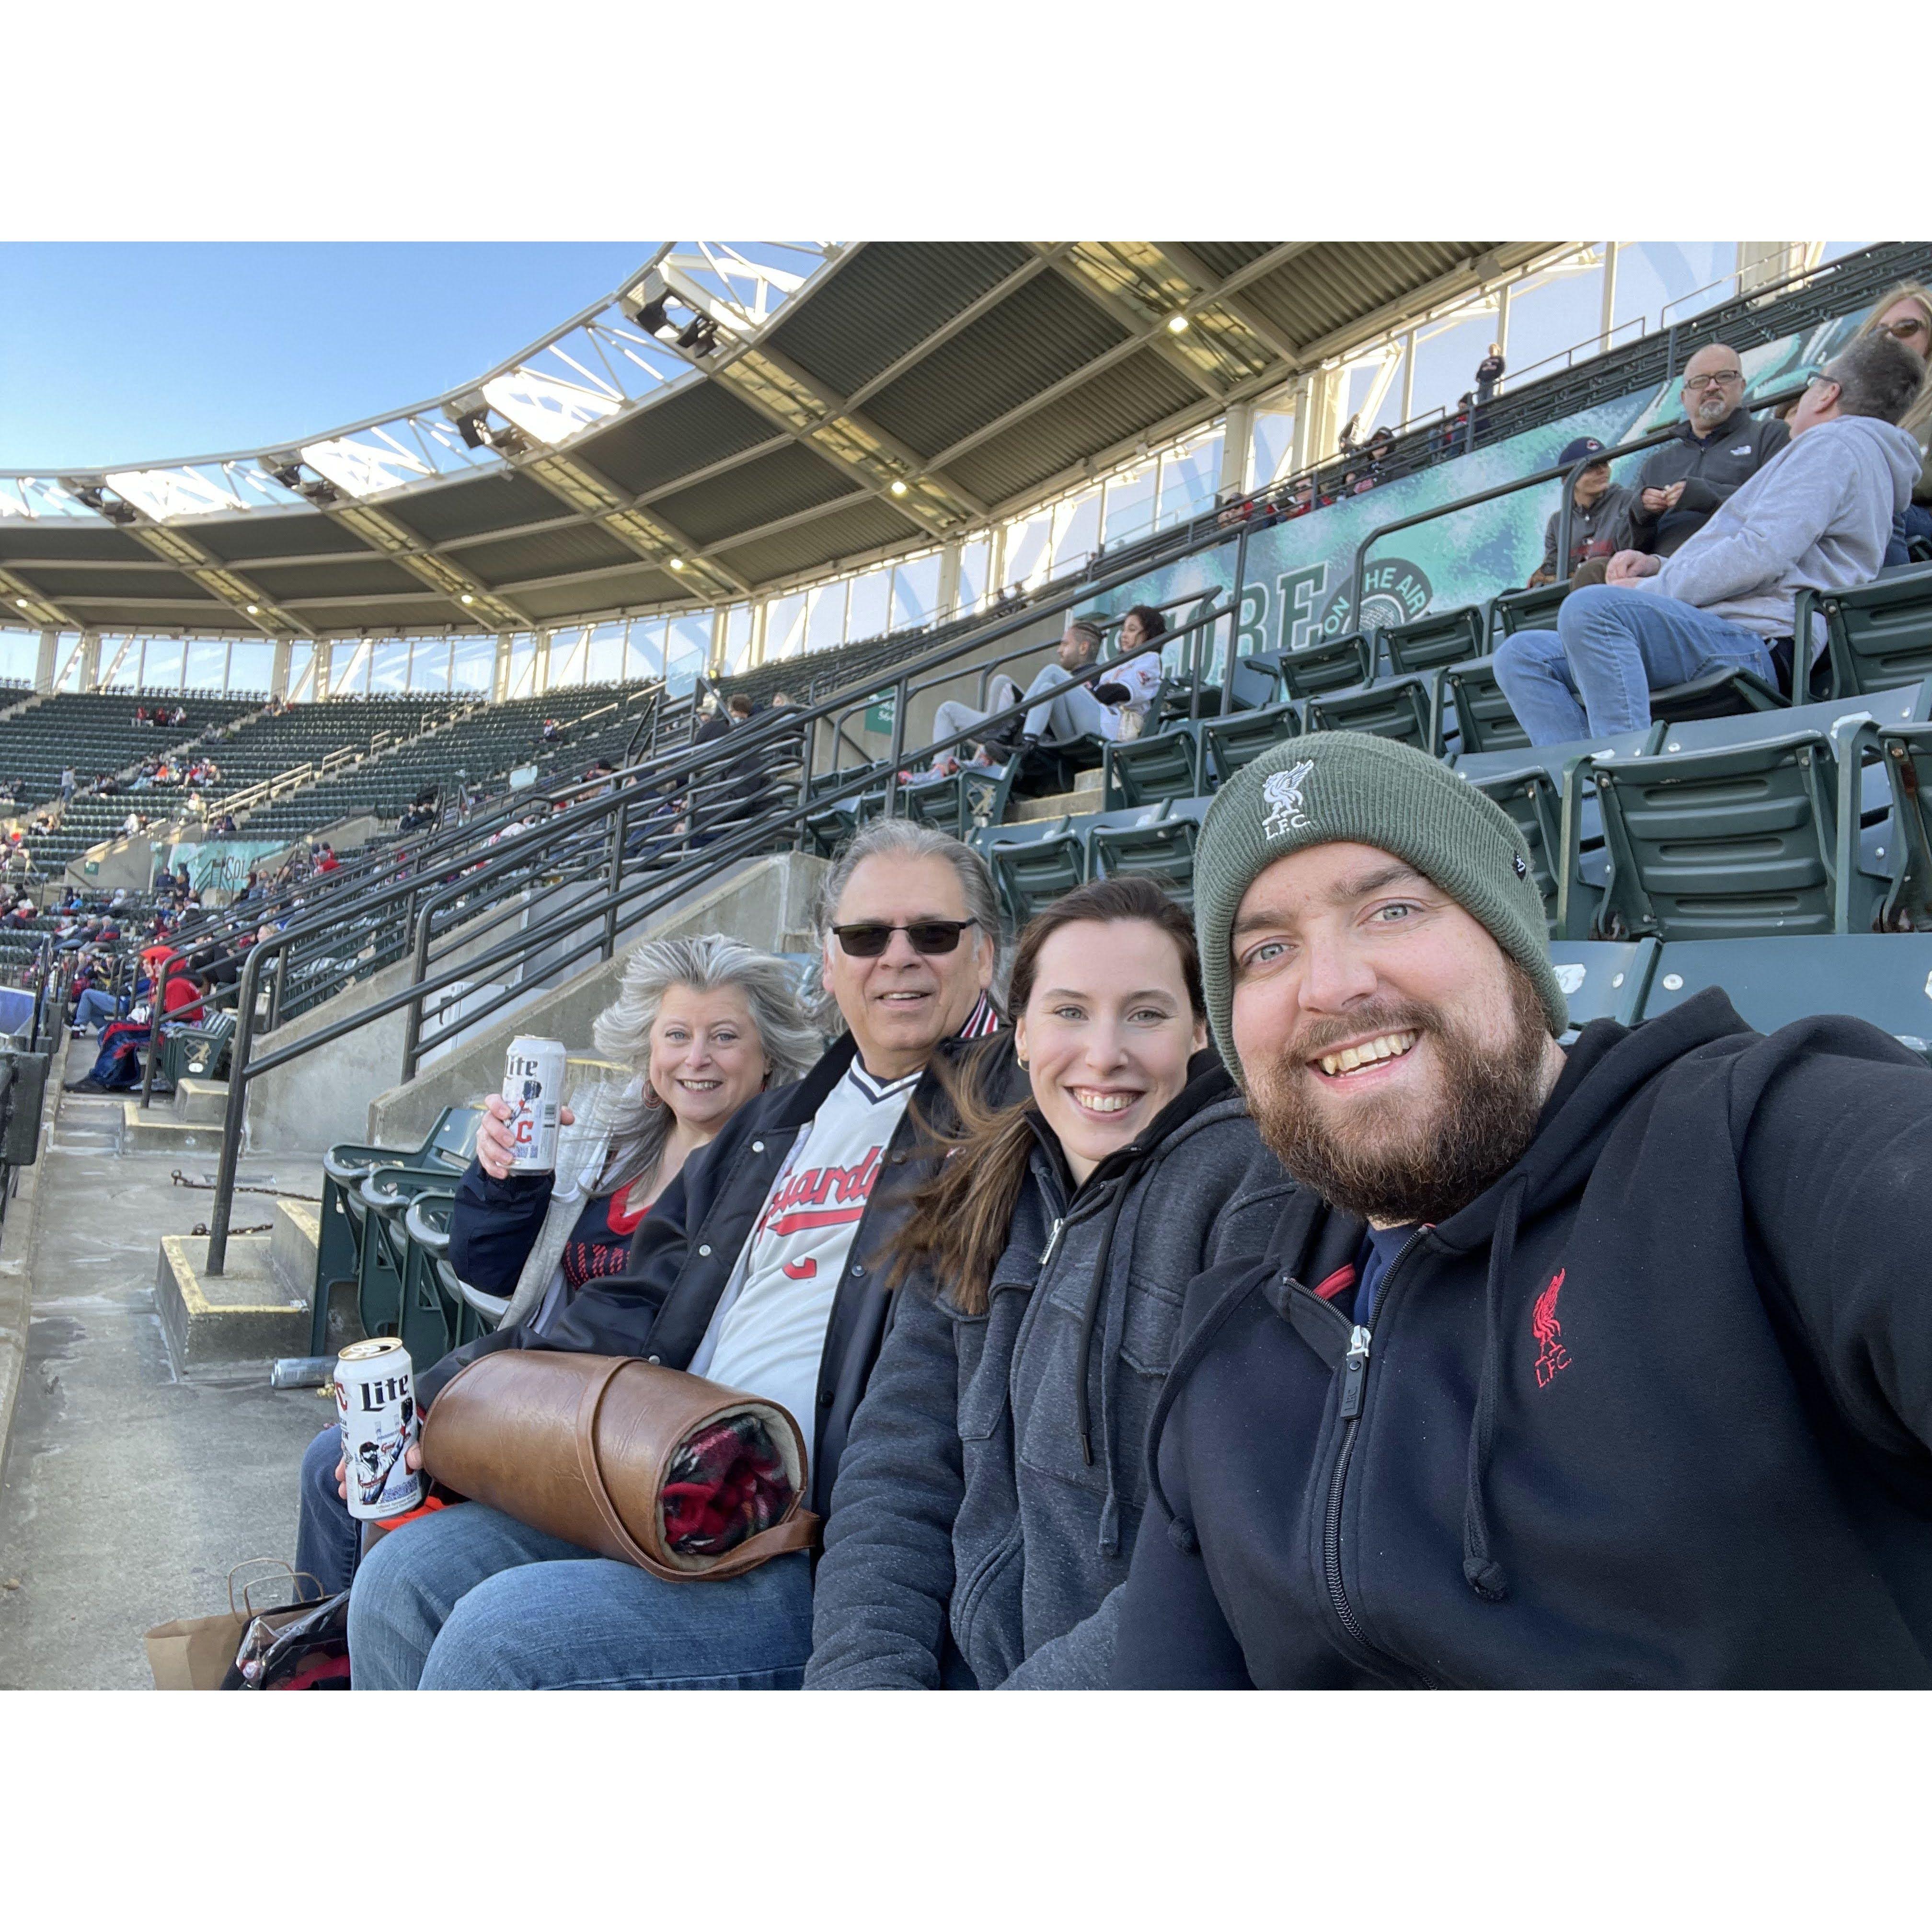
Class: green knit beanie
1194,731,1567,1088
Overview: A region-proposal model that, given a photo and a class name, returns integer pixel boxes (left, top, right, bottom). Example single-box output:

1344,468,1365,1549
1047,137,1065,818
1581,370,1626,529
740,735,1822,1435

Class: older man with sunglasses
348,818,1013,1689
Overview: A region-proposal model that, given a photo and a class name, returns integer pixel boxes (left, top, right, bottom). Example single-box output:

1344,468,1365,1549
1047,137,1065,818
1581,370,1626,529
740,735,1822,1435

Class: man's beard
1247,965,1552,1228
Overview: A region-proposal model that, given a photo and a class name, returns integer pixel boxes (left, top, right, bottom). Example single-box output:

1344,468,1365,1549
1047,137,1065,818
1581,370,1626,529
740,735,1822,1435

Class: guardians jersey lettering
688,1058,919,1429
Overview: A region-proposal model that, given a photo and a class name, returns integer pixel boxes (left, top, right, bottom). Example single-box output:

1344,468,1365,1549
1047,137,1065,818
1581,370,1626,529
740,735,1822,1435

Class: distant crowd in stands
132,703,189,729
1495,286,1932,745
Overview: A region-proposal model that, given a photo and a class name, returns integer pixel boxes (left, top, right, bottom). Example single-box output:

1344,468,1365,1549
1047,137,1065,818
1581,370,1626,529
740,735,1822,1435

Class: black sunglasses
832,917,978,958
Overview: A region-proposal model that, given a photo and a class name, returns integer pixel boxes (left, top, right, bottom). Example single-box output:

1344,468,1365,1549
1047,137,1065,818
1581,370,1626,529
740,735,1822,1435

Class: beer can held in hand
335,1337,424,1522
502,1035,567,1174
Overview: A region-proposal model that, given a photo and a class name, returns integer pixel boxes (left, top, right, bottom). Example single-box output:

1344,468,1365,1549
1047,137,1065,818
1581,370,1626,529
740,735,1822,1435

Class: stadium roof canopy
0,240,1552,640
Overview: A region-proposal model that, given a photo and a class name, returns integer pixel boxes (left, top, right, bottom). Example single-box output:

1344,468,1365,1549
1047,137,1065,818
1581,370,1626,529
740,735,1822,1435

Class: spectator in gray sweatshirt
805,877,1290,1689
1494,330,1929,745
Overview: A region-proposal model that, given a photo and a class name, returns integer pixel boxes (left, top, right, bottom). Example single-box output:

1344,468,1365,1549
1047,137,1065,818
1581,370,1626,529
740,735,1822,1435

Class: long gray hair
590,932,821,1194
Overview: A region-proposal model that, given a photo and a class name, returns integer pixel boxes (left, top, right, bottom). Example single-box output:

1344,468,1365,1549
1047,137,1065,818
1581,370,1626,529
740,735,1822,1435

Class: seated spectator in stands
770,690,795,709
1474,341,1505,404
1284,477,1315,519
346,821,1013,1689
1495,333,1927,745
1526,437,1640,589
133,705,148,727
805,878,1289,1690
1365,426,1396,478
315,843,339,874
691,693,731,749
1107,605,1169,734
1621,342,1790,559
929,673,1029,767
1856,282,1932,563
172,705,186,727
726,693,754,726
1008,620,1139,752
294,933,820,1601
1109,732,1932,1689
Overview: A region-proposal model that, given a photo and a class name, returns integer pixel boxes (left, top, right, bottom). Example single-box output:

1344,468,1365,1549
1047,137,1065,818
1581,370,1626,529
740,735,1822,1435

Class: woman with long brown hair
1858,281,1932,559
805,876,1291,1689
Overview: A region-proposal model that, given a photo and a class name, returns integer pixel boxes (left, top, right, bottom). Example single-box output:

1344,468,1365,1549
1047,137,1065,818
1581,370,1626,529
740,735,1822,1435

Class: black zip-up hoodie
1111,991,1932,1688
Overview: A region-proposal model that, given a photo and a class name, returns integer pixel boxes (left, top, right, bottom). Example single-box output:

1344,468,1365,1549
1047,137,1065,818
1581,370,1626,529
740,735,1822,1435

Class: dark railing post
883,675,908,816
205,943,266,1276
139,955,177,1111
602,794,630,963
1221,520,1252,717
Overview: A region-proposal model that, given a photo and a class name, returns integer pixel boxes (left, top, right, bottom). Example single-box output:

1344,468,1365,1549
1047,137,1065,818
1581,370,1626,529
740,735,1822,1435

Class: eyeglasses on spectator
1681,369,1744,392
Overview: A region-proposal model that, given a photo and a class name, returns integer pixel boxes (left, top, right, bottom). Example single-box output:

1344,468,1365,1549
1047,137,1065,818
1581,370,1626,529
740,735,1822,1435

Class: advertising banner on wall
1075,308,1873,680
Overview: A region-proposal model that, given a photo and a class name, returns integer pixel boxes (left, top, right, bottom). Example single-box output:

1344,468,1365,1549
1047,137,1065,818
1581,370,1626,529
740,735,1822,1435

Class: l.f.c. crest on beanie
1192,731,1568,1087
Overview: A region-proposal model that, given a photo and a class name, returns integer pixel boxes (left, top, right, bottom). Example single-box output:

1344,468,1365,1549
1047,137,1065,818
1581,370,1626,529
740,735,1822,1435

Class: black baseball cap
1558,436,1609,468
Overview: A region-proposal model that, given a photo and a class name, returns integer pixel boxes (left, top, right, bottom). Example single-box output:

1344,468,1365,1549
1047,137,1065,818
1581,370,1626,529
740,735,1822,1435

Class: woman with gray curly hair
454,932,821,1323
293,932,818,1601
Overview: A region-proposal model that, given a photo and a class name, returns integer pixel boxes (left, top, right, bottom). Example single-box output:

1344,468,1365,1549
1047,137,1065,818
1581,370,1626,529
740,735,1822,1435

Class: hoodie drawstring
1462,1173,1527,1603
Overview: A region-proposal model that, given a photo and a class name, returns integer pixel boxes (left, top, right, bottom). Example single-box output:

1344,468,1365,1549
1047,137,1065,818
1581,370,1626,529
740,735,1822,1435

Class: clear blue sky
0,242,653,470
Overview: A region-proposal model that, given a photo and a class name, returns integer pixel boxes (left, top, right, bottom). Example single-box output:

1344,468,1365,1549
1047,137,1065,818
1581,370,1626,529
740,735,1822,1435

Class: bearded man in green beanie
1111,730,1932,1689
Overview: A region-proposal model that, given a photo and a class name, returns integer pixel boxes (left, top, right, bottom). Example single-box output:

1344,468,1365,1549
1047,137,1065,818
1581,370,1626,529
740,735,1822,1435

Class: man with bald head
1619,341,1789,558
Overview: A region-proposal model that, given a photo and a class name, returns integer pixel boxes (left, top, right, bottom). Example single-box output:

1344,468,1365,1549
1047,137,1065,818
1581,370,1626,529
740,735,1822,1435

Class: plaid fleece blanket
660,1412,795,1556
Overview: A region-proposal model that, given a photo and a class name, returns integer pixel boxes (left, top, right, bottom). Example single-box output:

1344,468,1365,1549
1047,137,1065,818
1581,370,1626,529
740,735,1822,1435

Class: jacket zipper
1317,1242,1435,1686
1039,1216,1065,1273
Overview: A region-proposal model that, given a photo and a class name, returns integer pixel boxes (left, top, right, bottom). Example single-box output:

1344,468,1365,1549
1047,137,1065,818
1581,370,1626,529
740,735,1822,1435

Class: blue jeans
73,988,120,1032
295,1423,361,1600
346,1500,815,1689
1493,584,1779,746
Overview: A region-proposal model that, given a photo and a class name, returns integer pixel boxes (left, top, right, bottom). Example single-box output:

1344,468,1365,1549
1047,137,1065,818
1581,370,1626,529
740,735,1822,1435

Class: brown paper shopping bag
144,1559,320,1690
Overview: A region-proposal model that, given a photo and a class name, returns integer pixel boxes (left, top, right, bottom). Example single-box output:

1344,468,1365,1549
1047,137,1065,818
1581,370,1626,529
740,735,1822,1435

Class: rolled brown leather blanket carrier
420,1352,818,1583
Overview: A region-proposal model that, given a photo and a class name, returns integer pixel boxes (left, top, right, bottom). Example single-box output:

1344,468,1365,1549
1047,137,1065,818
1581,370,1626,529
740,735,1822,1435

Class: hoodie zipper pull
1039,1217,1064,1275
1339,1325,1372,1420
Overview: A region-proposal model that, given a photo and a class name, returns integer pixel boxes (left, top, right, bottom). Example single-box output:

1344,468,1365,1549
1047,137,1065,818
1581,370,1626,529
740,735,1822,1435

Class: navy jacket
1112,993,1932,1689
418,1028,1020,1519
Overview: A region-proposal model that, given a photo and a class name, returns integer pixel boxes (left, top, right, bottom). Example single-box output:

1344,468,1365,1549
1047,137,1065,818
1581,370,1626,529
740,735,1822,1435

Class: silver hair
590,932,821,1193
812,818,1006,1001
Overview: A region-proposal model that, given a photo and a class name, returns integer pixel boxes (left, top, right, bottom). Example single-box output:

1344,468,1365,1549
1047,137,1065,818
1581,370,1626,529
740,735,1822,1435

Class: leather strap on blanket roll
421,1350,818,1584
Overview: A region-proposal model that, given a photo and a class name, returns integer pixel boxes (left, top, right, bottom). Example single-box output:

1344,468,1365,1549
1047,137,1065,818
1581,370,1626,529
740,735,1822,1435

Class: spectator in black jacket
1621,341,1789,557
294,934,819,1602
1474,342,1505,404
1111,733,1932,1689
347,819,1013,1689
1528,437,1639,587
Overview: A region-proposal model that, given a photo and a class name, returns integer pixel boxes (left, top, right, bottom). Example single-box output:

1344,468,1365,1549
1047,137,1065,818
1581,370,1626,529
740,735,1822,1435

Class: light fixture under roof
889,479,909,496
1166,312,1192,334
669,558,686,571
245,603,260,615
460,594,475,605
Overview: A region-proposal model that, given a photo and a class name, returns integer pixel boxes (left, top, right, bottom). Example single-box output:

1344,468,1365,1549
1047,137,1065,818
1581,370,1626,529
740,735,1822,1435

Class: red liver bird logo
1532,1270,1571,1388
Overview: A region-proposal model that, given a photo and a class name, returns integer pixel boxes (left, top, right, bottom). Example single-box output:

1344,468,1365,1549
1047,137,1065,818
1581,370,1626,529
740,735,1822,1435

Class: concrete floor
0,1048,331,1690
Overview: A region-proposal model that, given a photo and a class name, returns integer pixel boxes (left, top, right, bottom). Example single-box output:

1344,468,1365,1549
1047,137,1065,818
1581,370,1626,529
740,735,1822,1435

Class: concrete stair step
1006,769,1104,823
119,1099,225,1155
172,1077,230,1126
155,1232,309,1368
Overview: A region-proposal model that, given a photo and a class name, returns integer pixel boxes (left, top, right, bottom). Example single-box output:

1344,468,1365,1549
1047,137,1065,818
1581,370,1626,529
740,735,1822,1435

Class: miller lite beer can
502,1035,567,1173
334,1337,424,1522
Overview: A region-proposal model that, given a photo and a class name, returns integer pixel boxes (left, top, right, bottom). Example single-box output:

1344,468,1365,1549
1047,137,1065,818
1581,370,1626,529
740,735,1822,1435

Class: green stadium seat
1088,799,1203,907
1493,581,1572,636
1442,655,1533,754
1302,674,1443,758
984,816,1081,922
1548,937,1658,1031
1589,717,1882,941
1103,724,1201,807
1197,702,1302,787
1382,605,1486,677
1266,632,1373,702
1639,934,1932,1058
1808,565,1932,696
312,1105,481,1353
1876,724,1932,930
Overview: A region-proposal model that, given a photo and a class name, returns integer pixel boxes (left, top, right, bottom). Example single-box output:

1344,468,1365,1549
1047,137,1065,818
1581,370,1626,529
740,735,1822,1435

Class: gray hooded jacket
805,1056,1291,1690
1644,414,1924,641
